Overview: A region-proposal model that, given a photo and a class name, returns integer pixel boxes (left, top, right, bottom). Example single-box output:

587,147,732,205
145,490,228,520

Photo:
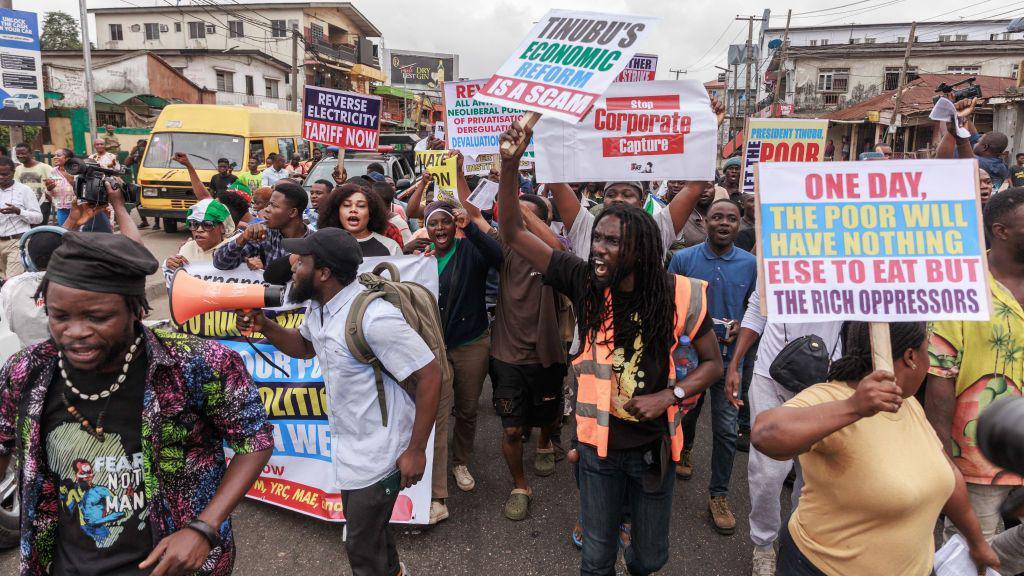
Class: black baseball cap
282,228,363,277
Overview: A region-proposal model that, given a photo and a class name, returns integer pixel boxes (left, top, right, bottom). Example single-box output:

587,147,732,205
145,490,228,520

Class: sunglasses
186,220,221,231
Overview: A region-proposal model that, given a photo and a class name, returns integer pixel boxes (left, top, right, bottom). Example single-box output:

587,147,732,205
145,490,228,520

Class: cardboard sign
302,86,381,151
443,79,535,158
616,53,658,82
463,154,533,177
756,159,991,323
467,178,500,211
415,150,458,199
742,118,828,194
475,9,658,123
533,80,715,182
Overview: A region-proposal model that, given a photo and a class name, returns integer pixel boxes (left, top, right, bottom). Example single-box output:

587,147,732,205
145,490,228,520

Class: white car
3,93,40,111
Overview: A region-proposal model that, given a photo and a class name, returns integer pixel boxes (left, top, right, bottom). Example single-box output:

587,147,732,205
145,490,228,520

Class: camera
64,157,139,205
932,77,983,104
978,396,1024,477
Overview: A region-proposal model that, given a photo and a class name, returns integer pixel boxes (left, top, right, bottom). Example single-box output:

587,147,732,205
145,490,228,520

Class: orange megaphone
168,269,284,326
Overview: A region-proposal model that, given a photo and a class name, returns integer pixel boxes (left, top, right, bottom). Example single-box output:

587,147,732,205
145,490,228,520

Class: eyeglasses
186,220,220,231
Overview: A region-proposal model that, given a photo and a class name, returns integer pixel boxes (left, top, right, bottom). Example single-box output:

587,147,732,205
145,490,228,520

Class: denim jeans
577,442,674,576
681,376,739,497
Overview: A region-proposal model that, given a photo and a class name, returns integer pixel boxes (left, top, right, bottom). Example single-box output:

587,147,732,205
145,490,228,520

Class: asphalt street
0,225,791,575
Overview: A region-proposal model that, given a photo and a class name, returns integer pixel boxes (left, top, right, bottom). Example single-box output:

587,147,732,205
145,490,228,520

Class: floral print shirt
929,272,1024,485
0,326,274,576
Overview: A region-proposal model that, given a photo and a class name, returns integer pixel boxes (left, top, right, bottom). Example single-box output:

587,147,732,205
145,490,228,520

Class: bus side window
298,139,310,159
278,138,296,161
249,140,266,164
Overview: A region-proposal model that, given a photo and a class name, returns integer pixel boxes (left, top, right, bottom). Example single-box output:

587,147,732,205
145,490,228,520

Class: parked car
302,152,414,192
3,93,41,111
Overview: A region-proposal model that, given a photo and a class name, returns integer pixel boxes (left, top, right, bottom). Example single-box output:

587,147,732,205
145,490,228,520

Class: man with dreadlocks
497,122,723,575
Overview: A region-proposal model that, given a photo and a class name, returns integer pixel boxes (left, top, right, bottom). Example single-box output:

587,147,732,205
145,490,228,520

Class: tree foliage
41,11,82,50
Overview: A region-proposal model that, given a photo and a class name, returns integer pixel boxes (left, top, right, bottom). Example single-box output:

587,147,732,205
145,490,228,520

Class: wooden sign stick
869,322,894,373
499,111,542,155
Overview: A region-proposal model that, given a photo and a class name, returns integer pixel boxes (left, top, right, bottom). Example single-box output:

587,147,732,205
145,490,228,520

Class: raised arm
404,171,432,219
173,152,212,200
548,182,582,233
497,122,553,275
665,181,704,235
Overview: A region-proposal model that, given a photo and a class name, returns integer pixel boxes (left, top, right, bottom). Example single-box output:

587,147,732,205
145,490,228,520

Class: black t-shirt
358,235,394,257
736,226,757,252
43,352,153,576
544,250,710,450
1010,165,1024,188
210,173,238,196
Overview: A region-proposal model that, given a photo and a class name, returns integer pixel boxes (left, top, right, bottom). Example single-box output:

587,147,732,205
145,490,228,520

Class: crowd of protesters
0,91,1018,576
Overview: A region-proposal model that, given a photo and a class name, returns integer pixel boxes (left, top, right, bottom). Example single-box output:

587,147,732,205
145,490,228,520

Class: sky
32,0,1024,83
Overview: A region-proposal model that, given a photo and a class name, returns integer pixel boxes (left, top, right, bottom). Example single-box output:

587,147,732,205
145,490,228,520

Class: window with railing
955,34,968,41
188,21,205,39
310,23,324,43
265,79,280,99
110,24,123,41
947,65,980,74
271,20,287,38
884,66,918,91
822,93,842,107
228,21,243,38
144,23,160,41
216,71,234,93
817,68,849,92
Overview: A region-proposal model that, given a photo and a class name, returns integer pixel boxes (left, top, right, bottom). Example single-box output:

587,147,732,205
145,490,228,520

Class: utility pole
291,22,299,112
772,10,792,117
79,0,97,146
736,14,767,121
888,22,917,146
669,68,686,79
731,64,739,127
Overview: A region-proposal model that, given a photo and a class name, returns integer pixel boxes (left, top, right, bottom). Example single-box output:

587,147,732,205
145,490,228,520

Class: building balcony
215,91,290,110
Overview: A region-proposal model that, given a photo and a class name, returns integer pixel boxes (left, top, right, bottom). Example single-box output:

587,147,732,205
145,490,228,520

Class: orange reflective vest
574,275,708,460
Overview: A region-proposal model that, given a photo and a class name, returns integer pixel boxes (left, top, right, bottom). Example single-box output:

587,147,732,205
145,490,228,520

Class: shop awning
373,85,416,100
95,92,169,108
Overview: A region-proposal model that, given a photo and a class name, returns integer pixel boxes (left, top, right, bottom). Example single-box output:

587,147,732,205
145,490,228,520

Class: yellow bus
138,105,303,231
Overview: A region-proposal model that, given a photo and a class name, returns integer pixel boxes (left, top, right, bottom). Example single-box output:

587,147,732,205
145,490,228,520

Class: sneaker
452,465,475,492
428,500,449,525
752,545,776,576
708,496,736,535
736,427,751,453
675,448,693,480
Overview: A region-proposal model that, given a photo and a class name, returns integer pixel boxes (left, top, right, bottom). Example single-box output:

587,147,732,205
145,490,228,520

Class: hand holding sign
499,121,533,162
848,370,903,418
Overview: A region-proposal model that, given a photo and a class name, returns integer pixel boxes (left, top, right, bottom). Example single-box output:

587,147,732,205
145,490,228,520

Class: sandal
535,446,556,477
504,488,532,521
571,519,584,549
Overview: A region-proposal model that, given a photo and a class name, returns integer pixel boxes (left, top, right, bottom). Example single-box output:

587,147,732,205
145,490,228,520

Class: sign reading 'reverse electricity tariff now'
756,159,991,324
302,86,381,151
475,9,657,123
533,80,715,182
742,117,828,194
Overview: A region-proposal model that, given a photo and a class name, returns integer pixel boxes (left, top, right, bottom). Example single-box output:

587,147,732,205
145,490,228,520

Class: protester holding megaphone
236,227,441,576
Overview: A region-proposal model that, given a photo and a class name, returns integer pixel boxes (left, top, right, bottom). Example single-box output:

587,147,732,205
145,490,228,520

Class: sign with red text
302,86,381,151
474,9,658,123
756,159,990,323
742,117,828,194
616,53,658,82
443,79,534,158
533,80,715,182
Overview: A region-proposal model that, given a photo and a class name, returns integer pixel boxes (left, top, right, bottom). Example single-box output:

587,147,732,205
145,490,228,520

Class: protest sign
302,86,381,151
616,53,658,82
475,9,658,123
182,256,440,523
467,178,500,211
443,79,535,159
463,153,533,177
742,117,828,194
756,159,990,324
415,150,458,198
533,80,716,182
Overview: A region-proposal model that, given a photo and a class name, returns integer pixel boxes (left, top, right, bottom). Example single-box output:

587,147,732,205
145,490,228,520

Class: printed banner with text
616,53,658,82
180,257,439,523
756,159,990,323
415,150,459,202
302,86,381,151
533,80,715,182
475,9,658,123
742,117,828,194
443,79,534,159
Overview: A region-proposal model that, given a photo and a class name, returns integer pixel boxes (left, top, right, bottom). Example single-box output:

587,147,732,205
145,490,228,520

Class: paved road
0,225,790,575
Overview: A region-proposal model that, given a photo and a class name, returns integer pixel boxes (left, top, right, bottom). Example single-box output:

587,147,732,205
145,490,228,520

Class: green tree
41,11,81,50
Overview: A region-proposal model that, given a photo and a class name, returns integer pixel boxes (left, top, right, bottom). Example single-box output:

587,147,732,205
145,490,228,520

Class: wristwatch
672,386,686,402
187,519,222,549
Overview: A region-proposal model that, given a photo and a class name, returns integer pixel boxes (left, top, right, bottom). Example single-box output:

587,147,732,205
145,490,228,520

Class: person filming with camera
0,155,42,280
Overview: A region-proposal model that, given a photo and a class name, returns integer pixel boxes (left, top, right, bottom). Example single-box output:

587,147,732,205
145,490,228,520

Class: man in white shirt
0,227,63,346
0,156,42,279
237,227,440,576
261,154,289,187
725,287,843,576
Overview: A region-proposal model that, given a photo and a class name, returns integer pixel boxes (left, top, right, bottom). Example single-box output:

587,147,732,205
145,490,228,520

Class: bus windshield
143,132,246,171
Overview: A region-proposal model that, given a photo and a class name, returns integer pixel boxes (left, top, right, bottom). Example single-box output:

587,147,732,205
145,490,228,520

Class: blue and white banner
0,9,44,126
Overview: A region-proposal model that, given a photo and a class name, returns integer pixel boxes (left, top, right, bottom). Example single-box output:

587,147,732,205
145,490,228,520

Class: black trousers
340,470,402,576
777,526,828,576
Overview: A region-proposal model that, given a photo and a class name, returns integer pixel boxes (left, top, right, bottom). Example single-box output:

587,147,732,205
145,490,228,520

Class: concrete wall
44,55,152,108
763,20,1018,50
157,52,290,108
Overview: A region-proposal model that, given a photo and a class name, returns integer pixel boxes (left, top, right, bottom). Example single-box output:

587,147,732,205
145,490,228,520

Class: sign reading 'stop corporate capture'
302,86,381,151
475,10,657,123
756,159,991,324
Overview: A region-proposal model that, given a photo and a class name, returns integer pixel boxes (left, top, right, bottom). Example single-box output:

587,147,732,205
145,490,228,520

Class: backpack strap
345,289,394,426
